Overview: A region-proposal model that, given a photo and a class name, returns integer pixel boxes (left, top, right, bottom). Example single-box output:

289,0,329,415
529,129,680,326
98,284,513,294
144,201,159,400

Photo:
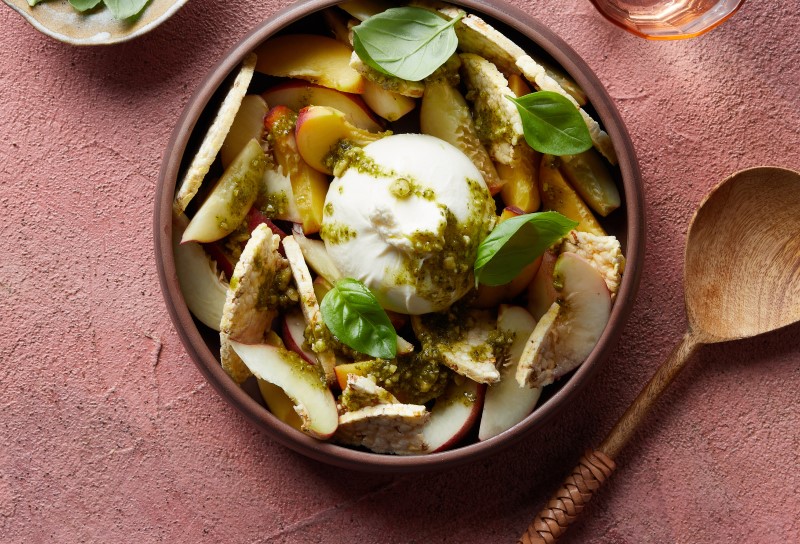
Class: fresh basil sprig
352,6,463,82
475,211,578,286
68,0,102,10
320,278,397,360
29,0,149,19
508,91,593,156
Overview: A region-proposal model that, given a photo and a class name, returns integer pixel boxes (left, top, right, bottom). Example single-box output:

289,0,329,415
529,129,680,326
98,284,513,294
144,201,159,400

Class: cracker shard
335,403,429,455
219,224,285,383
340,374,400,410
561,231,625,299
173,53,257,214
413,309,501,384
422,3,617,164
516,301,561,388
460,53,523,166
282,236,337,385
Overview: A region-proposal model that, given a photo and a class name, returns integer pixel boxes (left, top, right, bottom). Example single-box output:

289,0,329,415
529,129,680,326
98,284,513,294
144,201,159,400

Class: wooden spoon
519,166,800,544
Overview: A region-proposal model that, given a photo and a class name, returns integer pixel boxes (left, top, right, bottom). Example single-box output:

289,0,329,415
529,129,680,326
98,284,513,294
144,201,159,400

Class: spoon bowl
685,166,800,342
520,166,800,544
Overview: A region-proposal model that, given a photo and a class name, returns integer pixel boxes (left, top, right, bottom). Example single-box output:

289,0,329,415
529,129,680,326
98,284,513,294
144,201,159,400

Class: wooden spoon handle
518,450,615,544
518,332,702,543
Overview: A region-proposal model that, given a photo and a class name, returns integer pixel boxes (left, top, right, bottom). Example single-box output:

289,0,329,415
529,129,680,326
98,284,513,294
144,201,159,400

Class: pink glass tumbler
589,0,747,39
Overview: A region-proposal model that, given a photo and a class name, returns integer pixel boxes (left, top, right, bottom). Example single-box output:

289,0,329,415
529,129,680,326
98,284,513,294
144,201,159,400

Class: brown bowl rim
154,0,646,473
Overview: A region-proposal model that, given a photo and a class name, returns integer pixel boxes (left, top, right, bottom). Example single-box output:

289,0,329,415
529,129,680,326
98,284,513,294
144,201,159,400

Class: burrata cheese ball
320,134,496,314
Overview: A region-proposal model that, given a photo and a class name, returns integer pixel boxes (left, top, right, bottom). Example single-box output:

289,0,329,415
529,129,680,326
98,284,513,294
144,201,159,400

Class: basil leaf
27,0,46,6
352,6,462,82
103,0,149,19
320,278,397,359
475,211,578,286
70,0,102,11
507,91,593,156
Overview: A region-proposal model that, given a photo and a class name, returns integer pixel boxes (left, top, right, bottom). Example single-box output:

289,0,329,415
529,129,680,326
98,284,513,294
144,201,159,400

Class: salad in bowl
157,0,643,469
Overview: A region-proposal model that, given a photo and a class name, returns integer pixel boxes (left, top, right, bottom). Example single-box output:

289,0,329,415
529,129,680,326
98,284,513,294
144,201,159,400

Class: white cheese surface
322,134,492,314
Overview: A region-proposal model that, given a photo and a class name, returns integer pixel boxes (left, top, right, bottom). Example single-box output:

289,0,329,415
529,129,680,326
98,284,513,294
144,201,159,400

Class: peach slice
182,138,265,243
526,248,559,320
422,377,485,453
258,331,304,431
540,154,606,236
282,309,316,365
360,80,417,121
295,105,386,175
261,81,382,132
479,305,542,441
339,0,392,20
420,80,502,193
172,213,228,331
265,106,329,234
258,380,304,431
517,252,612,388
230,340,338,439
254,35,365,94
559,149,621,217
507,73,532,98
291,226,343,285
220,95,269,168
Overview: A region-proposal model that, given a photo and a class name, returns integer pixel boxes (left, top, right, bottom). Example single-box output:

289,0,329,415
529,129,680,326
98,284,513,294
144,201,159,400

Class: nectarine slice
295,105,386,175
254,35,365,94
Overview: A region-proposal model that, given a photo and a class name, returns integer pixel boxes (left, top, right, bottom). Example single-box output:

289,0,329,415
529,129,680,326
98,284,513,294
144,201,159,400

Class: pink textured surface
1,1,798,542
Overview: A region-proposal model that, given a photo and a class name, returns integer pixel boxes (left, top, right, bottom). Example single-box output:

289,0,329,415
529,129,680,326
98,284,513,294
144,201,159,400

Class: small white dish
3,0,189,45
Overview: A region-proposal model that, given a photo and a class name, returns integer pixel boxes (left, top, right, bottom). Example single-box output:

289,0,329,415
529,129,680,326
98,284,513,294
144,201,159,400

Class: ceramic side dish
155,0,645,472
3,0,188,45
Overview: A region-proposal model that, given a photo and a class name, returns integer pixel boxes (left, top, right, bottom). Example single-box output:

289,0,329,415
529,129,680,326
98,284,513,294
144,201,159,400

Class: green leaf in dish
507,91,593,156
352,6,463,82
103,0,149,19
475,211,578,286
69,0,102,11
320,278,397,360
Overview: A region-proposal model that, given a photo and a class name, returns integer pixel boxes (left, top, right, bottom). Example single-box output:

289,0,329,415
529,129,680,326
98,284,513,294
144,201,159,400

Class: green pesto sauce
466,88,516,145
278,345,327,389
389,177,435,201
319,222,357,245
324,202,334,217
304,318,334,356
256,261,299,311
324,140,394,179
356,356,450,406
391,179,494,309
265,111,297,143
258,190,288,217
339,379,397,412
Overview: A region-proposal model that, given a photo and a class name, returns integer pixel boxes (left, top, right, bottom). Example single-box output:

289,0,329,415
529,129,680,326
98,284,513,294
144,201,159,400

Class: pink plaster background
1,1,798,542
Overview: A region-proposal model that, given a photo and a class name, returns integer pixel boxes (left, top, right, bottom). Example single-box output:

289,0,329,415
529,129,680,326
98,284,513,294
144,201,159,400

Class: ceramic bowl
3,0,188,45
155,0,645,473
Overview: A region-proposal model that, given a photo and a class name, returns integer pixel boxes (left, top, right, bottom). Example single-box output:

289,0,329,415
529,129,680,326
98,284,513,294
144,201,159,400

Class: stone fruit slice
261,81,382,132
422,377,485,453
254,34,365,94
559,149,621,217
220,94,269,168
479,305,541,441
230,340,338,439
182,138,265,243
420,79,501,193
172,213,228,331
294,105,386,175
265,106,329,234
517,252,612,388
539,154,606,236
